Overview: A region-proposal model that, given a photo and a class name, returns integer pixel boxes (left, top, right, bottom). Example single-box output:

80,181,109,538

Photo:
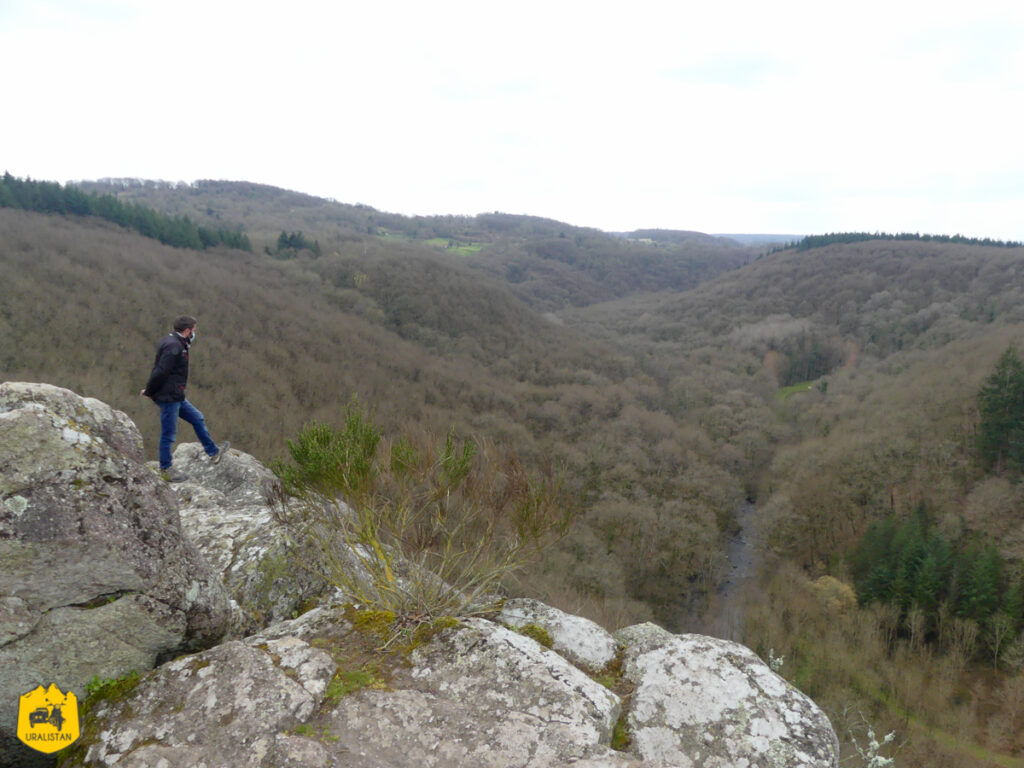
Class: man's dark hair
173,315,198,333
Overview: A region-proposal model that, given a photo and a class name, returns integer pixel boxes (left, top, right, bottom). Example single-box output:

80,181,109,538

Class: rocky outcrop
64,607,839,768
0,383,231,766
615,623,839,767
69,606,636,768
360,618,625,767
2,383,839,768
493,605,840,767
168,443,329,635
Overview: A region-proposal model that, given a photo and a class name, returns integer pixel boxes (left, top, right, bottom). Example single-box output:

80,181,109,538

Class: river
684,501,760,641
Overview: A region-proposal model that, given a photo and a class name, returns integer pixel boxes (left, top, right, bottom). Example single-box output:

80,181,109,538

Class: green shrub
272,398,381,499
272,403,575,621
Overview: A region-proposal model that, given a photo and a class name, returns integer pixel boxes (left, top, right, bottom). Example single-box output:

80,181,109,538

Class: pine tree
892,522,927,609
1002,575,1024,632
977,347,1024,474
913,539,951,615
861,562,895,605
958,546,1003,623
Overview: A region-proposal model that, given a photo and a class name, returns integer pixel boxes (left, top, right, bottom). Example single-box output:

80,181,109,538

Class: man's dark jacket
143,333,190,402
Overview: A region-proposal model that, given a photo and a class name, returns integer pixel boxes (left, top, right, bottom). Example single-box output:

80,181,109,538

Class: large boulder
335,617,625,767
72,636,337,768
614,623,839,767
0,383,231,766
498,597,619,671
67,607,635,768
168,443,329,635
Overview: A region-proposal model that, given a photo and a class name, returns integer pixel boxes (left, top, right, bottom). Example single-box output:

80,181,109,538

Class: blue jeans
157,399,218,469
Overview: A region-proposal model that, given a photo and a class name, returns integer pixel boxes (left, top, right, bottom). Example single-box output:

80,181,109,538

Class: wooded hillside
5,178,1024,766
0,199,751,632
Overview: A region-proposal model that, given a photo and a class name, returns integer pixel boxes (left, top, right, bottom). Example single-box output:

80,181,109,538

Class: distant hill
72,179,758,310
660,237,1024,354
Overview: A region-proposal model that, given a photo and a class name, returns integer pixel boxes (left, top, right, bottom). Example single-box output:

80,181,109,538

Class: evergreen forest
4,175,1024,767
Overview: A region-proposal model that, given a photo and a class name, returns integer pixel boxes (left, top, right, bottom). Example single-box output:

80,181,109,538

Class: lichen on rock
498,597,619,671
0,382,231,767
168,443,330,635
614,623,839,767
78,638,336,768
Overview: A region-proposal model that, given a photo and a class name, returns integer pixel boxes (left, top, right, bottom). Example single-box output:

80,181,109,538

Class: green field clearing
423,238,485,256
776,381,819,402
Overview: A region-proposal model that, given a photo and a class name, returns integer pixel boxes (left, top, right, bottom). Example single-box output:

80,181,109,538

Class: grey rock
265,733,334,768
549,757,642,768
325,617,623,767
615,621,676,650
68,610,628,768
0,382,231,766
75,638,336,768
170,442,279,502
499,596,619,671
168,443,331,635
0,596,34,646
614,623,839,767
247,603,352,643
63,607,840,768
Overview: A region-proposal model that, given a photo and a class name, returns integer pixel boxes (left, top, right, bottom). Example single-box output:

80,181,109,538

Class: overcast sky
3,0,1022,239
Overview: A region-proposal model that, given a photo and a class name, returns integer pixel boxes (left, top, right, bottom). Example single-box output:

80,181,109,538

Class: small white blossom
853,727,896,767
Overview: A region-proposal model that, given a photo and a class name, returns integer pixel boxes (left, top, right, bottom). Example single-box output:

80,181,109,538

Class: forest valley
3,175,1024,767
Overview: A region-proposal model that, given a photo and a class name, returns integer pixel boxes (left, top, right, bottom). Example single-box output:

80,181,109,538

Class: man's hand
139,389,149,398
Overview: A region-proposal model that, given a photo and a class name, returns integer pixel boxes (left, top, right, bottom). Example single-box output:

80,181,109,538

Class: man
141,315,229,481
